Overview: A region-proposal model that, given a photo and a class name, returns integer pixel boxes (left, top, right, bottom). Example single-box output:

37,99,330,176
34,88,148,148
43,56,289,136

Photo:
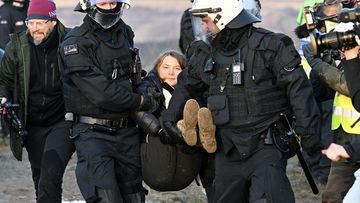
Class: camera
305,5,360,55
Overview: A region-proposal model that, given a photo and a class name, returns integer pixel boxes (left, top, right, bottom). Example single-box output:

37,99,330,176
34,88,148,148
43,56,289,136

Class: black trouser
199,153,215,202
72,123,144,203
25,120,75,203
213,144,294,203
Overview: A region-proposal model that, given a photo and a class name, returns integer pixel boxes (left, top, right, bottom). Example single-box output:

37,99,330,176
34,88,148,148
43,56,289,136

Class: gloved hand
300,134,324,155
160,120,184,144
131,111,161,136
138,87,162,112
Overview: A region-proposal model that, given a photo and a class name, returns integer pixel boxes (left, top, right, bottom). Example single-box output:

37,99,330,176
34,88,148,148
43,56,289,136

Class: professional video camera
305,3,360,55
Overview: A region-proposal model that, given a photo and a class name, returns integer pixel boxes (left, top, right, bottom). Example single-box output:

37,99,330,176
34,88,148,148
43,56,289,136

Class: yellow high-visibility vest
332,92,360,134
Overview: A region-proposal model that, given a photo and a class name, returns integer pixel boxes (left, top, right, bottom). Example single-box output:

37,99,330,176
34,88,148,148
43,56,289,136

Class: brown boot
179,99,200,146
198,107,217,153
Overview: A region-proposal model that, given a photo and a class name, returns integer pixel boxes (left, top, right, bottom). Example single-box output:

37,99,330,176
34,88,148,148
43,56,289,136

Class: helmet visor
191,16,210,43
88,3,128,29
191,16,219,43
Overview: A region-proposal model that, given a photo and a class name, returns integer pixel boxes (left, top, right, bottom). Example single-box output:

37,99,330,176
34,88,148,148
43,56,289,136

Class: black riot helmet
74,0,130,29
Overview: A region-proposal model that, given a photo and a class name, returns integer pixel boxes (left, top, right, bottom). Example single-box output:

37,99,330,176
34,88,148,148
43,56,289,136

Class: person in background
320,43,360,203
0,0,28,49
303,19,360,202
0,0,75,202
294,0,343,185
0,0,28,145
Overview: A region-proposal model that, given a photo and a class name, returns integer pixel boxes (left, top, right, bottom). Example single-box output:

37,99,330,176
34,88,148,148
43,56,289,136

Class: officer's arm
162,69,191,122
60,42,141,112
272,35,321,137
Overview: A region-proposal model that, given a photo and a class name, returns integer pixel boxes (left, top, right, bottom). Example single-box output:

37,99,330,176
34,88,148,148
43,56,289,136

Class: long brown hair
153,50,186,74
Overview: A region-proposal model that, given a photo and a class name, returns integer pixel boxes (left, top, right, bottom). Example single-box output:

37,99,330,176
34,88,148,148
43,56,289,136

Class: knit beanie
27,0,57,20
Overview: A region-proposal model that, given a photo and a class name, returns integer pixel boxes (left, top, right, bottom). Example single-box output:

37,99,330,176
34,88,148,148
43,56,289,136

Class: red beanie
27,0,57,21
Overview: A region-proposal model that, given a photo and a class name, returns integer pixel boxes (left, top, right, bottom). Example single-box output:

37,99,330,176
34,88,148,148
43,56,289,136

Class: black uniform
343,57,360,112
59,16,145,203
0,1,27,49
163,24,321,202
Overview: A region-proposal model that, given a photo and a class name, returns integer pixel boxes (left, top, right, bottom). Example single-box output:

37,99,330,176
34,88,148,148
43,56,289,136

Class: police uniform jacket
165,25,321,158
59,16,141,120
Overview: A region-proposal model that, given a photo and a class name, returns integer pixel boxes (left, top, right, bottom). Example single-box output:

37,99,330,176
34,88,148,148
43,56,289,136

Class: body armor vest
207,28,290,134
63,25,134,119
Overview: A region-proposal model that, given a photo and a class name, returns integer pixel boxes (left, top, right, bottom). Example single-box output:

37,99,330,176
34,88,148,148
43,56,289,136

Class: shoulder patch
64,44,78,56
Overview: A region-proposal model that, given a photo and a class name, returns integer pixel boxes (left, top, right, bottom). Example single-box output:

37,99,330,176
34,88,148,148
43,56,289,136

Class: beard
31,26,55,46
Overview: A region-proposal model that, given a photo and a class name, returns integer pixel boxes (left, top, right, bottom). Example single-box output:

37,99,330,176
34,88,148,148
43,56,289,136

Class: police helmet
74,0,130,29
191,0,260,31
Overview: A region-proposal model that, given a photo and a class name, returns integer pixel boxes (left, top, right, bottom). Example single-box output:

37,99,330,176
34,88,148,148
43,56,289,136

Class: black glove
160,120,184,144
300,134,324,155
138,87,162,112
131,111,161,136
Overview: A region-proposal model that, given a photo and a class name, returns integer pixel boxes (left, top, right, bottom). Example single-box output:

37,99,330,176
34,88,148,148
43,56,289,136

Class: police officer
59,0,158,202
0,0,28,49
162,0,322,202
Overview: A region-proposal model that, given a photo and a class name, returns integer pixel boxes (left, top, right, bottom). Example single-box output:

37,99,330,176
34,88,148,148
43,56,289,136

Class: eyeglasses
25,20,50,28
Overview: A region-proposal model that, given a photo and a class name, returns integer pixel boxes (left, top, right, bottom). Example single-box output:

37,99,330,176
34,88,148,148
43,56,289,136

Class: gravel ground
0,1,326,203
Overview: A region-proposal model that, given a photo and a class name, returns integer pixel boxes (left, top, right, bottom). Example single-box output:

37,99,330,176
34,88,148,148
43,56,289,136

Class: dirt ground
0,0,327,202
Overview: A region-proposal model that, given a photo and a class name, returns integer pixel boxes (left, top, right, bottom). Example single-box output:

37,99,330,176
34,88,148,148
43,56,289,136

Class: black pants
213,145,294,203
25,120,75,203
199,153,215,202
72,123,144,203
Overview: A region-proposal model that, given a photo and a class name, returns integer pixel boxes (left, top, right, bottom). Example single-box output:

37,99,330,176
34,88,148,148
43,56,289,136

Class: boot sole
182,99,200,146
198,108,217,153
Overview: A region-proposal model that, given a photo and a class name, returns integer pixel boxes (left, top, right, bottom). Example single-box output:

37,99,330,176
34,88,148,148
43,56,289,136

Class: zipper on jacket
44,49,48,88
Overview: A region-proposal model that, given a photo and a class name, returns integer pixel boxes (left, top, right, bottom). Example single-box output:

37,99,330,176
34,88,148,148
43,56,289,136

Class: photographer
320,44,360,203
342,44,360,111
303,20,360,201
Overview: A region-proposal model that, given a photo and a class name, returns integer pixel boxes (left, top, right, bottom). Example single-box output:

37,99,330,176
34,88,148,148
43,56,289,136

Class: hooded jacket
0,21,70,125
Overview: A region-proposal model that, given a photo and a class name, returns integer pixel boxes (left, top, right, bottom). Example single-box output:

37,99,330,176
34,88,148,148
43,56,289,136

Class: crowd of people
0,0,359,203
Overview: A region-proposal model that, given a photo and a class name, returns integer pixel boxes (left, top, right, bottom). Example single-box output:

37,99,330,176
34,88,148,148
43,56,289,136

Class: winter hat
27,0,57,21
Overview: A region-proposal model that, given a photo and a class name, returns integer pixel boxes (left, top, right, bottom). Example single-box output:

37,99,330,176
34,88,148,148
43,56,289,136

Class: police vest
62,23,134,119
331,92,360,134
207,27,291,133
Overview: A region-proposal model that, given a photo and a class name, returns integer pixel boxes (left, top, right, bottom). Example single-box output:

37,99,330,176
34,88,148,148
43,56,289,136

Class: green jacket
0,21,70,125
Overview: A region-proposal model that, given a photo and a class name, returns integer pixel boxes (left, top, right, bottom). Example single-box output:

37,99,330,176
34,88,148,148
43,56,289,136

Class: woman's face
157,55,183,87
